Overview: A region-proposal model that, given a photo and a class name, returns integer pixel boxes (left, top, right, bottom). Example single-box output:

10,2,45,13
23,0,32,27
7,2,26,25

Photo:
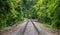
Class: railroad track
22,20,29,34
31,20,41,35
17,20,41,35
16,20,29,35
0,20,57,35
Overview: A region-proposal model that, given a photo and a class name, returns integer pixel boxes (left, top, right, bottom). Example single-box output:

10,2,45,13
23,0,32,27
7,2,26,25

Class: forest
0,0,60,30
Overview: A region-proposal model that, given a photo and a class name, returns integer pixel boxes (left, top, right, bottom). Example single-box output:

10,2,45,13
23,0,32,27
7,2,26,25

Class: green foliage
0,0,37,29
34,0,60,29
0,0,60,29
0,0,23,29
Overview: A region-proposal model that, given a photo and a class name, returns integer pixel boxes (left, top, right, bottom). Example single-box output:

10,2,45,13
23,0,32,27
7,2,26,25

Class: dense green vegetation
33,0,60,29
36,0,60,29
0,0,26,29
0,0,60,29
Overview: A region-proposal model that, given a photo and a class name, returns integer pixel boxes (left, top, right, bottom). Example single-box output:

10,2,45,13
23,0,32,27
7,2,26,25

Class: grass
43,23,51,28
